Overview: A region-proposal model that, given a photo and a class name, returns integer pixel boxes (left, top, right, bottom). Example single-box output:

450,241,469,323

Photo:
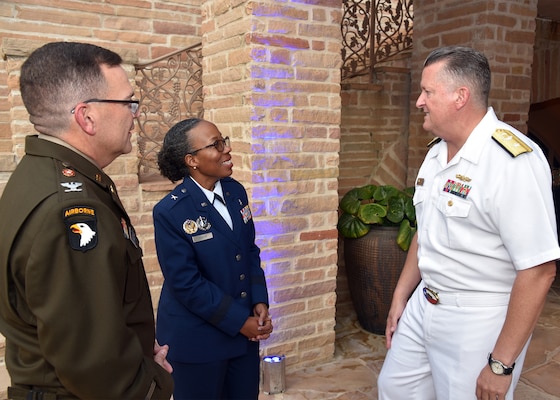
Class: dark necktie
213,193,225,205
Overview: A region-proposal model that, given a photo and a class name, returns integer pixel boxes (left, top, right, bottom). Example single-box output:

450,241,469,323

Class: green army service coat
0,135,173,399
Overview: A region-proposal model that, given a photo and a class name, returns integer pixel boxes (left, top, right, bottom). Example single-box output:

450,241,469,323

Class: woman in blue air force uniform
152,118,273,400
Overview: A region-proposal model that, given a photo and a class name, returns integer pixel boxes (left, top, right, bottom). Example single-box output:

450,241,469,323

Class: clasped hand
241,303,273,341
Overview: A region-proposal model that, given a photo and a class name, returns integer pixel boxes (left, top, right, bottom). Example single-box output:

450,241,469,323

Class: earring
193,166,197,170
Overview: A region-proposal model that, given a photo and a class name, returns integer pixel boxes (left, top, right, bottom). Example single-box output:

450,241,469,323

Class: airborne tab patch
63,206,98,252
492,129,532,157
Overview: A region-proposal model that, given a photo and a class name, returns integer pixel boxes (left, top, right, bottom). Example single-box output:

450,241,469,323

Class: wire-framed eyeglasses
189,137,230,155
71,99,140,114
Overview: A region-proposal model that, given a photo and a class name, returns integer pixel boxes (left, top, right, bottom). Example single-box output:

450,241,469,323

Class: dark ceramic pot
343,227,407,335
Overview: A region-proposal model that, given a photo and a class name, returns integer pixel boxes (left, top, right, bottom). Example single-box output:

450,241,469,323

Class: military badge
128,225,140,248
197,216,211,231
61,168,75,177
121,218,130,239
60,182,83,192
240,205,252,224
183,219,198,234
455,174,471,182
443,179,471,199
64,206,98,252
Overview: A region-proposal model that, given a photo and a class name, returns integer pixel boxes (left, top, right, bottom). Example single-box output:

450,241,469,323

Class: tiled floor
1,284,558,400
260,280,560,400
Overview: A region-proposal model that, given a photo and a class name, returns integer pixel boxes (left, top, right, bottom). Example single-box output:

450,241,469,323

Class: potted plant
337,184,416,251
337,184,416,334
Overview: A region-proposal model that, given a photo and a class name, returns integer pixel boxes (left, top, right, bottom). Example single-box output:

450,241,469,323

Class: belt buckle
423,287,439,304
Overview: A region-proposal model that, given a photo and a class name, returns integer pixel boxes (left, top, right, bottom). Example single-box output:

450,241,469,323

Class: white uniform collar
431,107,498,167
190,177,225,203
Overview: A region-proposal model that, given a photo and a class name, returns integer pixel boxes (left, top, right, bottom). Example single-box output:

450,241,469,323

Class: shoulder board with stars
492,129,533,157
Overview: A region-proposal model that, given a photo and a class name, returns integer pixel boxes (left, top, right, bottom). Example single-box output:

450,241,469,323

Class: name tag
192,232,213,243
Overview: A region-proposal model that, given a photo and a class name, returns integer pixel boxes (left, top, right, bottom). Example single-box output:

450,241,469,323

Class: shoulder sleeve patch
492,129,533,157
63,206,98,252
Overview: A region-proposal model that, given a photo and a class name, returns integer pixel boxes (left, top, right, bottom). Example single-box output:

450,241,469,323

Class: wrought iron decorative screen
341,0,413,81
134,44,203,182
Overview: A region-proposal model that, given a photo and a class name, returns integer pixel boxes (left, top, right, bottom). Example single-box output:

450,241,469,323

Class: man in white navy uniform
377,46,560,400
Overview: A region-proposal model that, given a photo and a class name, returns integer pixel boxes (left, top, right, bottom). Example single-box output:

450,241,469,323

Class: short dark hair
20,42,122,135
424,46,491,108
157,118,202,183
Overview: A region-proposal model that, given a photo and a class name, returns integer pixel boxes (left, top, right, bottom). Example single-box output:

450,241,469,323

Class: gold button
448,200,453,207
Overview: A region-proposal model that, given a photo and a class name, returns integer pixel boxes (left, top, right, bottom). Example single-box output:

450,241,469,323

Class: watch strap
488,353,515,375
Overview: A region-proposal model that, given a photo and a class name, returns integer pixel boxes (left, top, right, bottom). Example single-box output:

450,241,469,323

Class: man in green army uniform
0,42,174,399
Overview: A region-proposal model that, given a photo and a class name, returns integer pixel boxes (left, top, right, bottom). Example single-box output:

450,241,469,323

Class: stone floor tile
260,288,560,400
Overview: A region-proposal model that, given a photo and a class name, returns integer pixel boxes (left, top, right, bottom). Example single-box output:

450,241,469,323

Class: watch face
490,361,504,375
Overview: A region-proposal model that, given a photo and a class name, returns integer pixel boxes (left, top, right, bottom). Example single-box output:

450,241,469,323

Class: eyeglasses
71,99,140,114
189,137,230,155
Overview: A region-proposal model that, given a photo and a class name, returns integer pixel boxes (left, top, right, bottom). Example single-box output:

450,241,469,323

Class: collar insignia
60,182,83,192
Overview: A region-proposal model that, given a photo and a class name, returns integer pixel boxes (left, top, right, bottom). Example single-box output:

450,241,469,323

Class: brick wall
0,0,344,382
337,56,412,318
407,0,539,183
200,0,342,368
0,0,547,392
533,18,560,103
0,0,199,391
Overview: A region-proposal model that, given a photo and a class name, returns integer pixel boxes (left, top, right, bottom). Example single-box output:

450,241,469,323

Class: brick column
201,0,343,368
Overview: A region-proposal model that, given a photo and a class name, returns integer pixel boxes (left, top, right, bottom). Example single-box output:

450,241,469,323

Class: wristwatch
488,353,515,375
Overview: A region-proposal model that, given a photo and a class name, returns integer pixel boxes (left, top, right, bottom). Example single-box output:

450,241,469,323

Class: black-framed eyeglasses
189,137,230,155
71,99,140,114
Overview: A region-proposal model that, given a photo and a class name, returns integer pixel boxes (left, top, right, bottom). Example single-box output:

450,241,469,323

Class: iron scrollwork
341,0,413,81
135,44,204,181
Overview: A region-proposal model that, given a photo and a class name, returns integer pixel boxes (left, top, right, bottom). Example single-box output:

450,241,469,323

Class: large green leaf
357,203,386,224
339,185,377,215
404,196,416,223
356,184,376,200
386,196,405,224
339,188,361,214
337,185,417,242
403,186,415,196
373,185,399,205
396,219,417,251
337,213,371,238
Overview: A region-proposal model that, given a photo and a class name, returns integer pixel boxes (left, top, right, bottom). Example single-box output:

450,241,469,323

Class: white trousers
378,284,529,400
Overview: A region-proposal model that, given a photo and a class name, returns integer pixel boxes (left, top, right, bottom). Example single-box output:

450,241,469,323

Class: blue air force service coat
153,176,269,363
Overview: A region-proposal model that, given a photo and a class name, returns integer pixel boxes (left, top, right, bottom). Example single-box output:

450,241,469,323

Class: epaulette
492,129,532,157
55,161,89,201
427,137,442,148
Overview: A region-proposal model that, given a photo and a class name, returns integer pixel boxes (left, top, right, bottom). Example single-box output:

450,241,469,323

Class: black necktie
213,193,225,205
